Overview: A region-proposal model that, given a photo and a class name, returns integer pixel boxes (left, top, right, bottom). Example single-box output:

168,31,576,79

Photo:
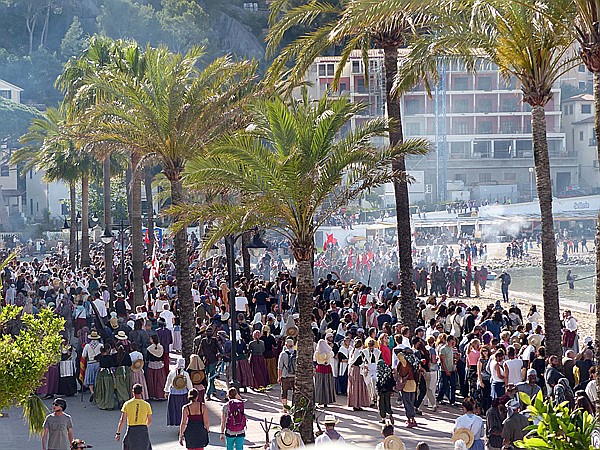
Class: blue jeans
501,284,509,302
437,371,457,404
226,435,244,450
206,362,217,397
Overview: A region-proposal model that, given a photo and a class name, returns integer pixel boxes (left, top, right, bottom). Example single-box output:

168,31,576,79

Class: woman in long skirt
235,332,253,390
179,388,210,450
165,358,193,426
146,336,166,400
347,340,370,410
261,326,278,384
172,317,182,353
314,339,336,406
114,345,132,406
249,330,269,388
58,343,78,397
94,345,116,410
128,343,149,400
37,363,60,399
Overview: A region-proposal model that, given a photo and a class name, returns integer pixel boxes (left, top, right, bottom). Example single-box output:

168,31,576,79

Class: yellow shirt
122,398,152,426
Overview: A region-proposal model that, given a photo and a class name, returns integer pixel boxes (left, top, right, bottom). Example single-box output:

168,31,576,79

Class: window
0,165,9,177
405,99,422,115
450,142,470,159
0,90,11,99
500,121,516,134
477,121,493,134
356,78,367,94
339,82,347,93
479,172,492,183
477,99,493,113
579,64,586,73
454,173,467,183
30,199,33,216
29,169,33,179
351,60,361,73
504,172,517,181
454,121,470,134
405,122,421,136
501,97,518,112
478,76,492,91
474,141,491,158
579,81,587,90
453,76,468,90
500,77,517,90
318,63,335,77
454,99,469,113
580,131,585,141
569,105,574,115
582,104,592,114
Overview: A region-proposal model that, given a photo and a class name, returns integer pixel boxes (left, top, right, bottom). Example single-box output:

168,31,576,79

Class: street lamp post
63,212,82,268
529,167,534,201
101,220,130,296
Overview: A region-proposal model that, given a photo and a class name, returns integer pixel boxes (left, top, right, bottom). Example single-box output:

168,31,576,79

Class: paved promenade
1,390,459,450
1,359,459,450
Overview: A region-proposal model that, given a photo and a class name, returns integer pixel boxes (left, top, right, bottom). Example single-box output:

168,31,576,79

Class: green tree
267,0,434,331
0,96,41,143
60,16,86,59
96,0,160,46
516,391,596,450
157,0,210,52
0,303,64,434
82,45,258,362
391,0,573,362
178,91,428,442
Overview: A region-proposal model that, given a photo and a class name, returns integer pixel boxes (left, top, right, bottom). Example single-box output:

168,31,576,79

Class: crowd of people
0,231,593,450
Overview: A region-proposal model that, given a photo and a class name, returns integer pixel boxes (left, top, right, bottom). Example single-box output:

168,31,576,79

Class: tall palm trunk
383,45,417,332
593,72,600,414
292,253,316,444
103,156,114,309
81,175,90,268
69,181,77,270
241,231,251,279
169,174,193,363
144,166,155,252
531,105,561,360
131,152,144,309
126,166,133,223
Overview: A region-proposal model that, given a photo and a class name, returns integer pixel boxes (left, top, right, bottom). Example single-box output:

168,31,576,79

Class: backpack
226,399,247,432
283,349,297,376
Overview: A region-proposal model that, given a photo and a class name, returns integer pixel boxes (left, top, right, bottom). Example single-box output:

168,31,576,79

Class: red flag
323,233,338,251
78,356,87,384
144,229,150,245
347,248,353,268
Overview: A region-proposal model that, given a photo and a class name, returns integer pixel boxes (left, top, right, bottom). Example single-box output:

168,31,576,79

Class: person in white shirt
235,289,249,315
159,304,175,330
314,415,345,446
454,398,485,450
92,293,108,321
5,284,16,305
504,346,524,386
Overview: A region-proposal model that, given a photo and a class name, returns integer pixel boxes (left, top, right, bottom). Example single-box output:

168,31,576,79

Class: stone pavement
1,384,459,450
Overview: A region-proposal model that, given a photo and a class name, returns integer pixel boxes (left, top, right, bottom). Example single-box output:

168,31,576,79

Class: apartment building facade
305,51,577,204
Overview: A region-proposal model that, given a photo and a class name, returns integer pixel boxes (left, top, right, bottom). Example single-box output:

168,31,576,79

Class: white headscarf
315,339,332,355
252,312,262,325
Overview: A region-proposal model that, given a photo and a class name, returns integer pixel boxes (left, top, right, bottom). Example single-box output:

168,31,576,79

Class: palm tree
13,106,94,269
178,91,428,442
267,0,435,331
385,0,574,359
58,37,148,308
81,46,258,363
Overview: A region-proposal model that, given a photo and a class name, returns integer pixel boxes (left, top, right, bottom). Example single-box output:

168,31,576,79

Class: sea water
488,264,596,306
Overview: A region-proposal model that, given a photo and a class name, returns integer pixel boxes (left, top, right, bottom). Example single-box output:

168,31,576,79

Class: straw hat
115,331,128,340
172,374,188,390
187,354,205,371
286,326,299,338
88,331,101,340
322,415,339,425
131,359,144,372
190,370,205,385
315,352,331,365
528,334,542,348
109,317,119,328
276,430,301,449
383,436,405,450
452,428,474,448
